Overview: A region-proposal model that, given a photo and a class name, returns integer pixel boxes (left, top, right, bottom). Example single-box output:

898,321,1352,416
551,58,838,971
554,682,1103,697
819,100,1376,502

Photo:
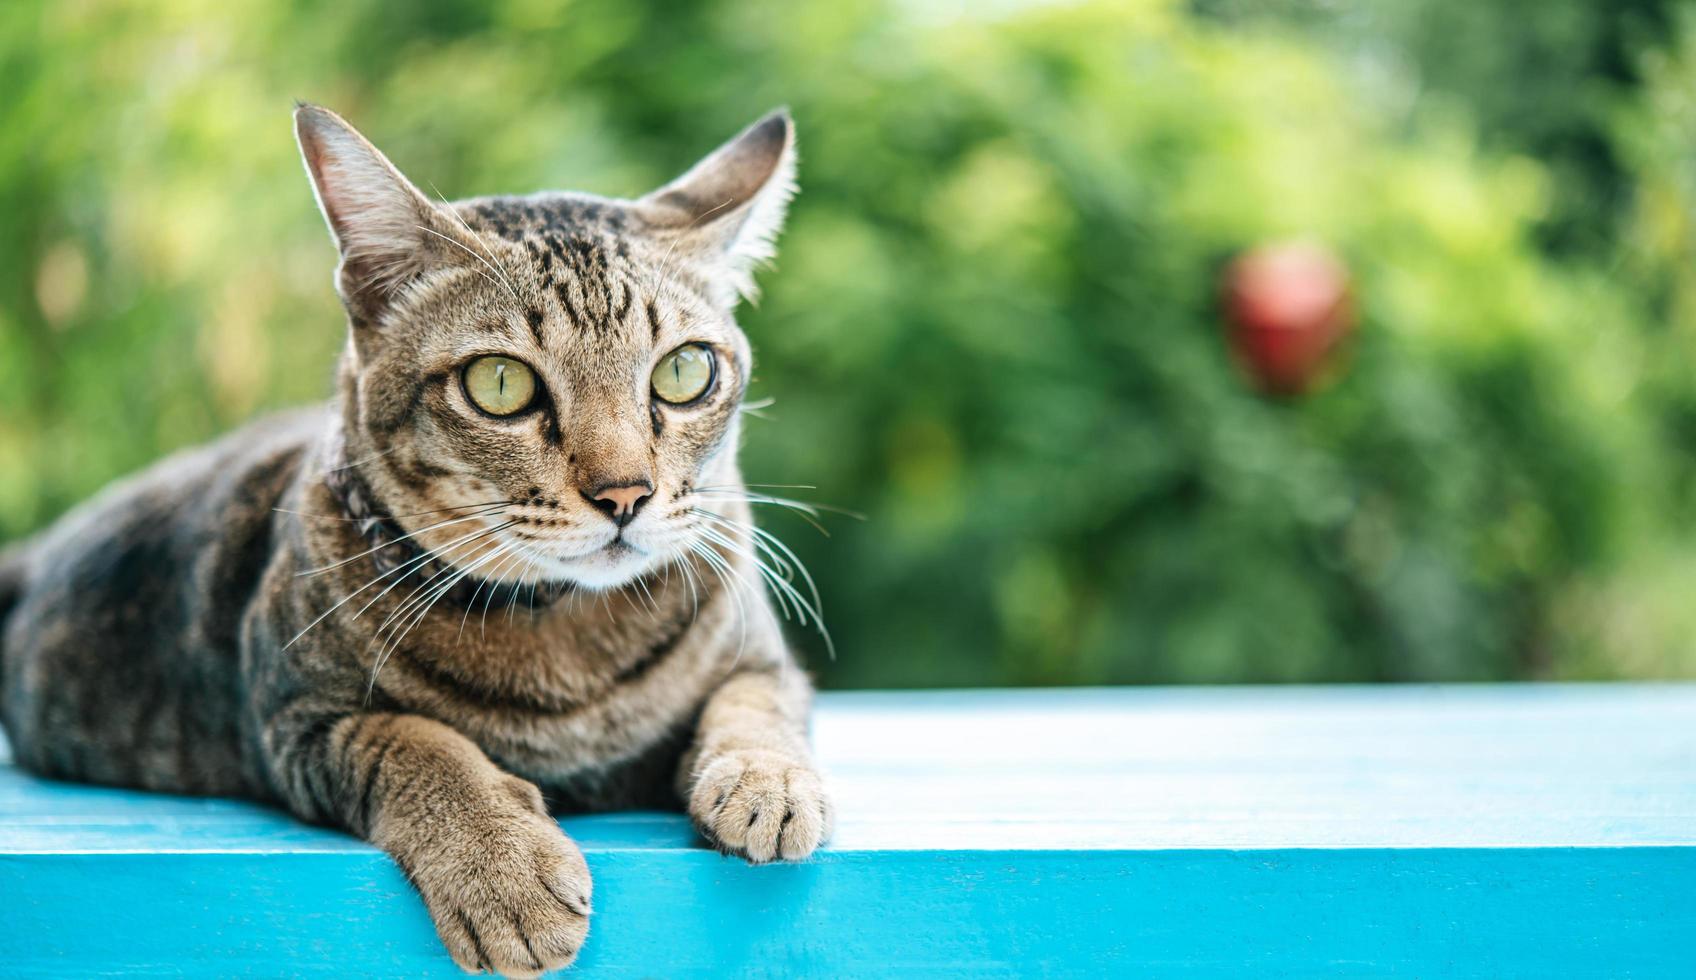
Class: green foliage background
5,0,1696,687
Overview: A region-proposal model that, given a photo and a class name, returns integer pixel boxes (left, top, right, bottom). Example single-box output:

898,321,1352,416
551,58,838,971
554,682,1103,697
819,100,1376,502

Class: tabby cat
0,104,831,977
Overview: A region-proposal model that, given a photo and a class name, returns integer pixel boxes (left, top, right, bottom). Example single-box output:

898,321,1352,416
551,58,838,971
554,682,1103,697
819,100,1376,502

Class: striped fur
0,106,828,978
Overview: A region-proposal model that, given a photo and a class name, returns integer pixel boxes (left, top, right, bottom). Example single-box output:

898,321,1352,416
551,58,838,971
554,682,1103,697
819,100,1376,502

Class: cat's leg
679,666,834,862
267,711,590,978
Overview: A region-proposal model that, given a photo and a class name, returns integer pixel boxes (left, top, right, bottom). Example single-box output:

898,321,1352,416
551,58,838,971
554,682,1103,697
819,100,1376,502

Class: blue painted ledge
3,685,1694,977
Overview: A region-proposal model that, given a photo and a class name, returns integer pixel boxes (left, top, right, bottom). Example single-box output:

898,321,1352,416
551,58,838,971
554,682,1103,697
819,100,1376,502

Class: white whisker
700,510,824,625
692,514,834,660
275,497,514,525
366,536,519,699
380,528,512,632
689,538,751,665
428,183,521,295
283,519,509,650
296,506,507,577
417,225,524,306
353,521,516,626
459,546,526,643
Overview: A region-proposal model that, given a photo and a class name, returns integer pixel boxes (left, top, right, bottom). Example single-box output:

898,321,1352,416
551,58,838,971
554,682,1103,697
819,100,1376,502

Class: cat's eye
462,356,537,416
651,344,715,405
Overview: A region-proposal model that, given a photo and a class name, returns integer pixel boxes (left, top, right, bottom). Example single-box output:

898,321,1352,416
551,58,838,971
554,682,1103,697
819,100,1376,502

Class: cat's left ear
294,103,463,323
635,109,797,307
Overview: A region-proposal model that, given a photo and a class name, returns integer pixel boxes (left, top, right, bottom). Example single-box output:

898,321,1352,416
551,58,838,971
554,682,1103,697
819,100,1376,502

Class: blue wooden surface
3,685,1694,977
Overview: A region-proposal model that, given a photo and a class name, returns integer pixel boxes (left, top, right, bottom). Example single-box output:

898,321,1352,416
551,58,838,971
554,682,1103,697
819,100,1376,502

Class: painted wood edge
3,846,1693,978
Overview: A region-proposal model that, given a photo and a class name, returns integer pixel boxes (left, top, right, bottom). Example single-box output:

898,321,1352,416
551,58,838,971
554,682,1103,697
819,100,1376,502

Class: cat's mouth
504,530,659,591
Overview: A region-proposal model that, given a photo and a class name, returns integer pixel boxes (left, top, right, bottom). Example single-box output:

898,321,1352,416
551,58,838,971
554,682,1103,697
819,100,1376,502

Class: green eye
652,344,715,404
462,356,537,416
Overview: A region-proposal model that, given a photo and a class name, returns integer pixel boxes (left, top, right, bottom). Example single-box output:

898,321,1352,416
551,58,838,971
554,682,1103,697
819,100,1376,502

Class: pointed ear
294,104,454,321
636,109,797,306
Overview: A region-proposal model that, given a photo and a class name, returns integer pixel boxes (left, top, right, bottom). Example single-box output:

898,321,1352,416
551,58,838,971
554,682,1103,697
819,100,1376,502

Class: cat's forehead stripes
465,194,630,239
459,195,651,339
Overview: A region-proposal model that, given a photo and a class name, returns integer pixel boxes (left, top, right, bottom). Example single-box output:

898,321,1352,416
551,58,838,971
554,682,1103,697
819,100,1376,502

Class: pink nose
584,482,653,527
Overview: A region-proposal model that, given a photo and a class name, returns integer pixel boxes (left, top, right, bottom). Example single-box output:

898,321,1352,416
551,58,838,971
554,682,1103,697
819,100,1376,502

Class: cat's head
295,104,794,590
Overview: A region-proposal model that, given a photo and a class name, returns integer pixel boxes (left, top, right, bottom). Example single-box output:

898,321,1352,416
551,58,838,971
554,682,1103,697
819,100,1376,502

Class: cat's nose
583,481,654,527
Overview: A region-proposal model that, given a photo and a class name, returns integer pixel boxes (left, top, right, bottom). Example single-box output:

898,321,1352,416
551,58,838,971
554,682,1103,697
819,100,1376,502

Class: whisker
739,397,776,420
366,529,514,647
480,547,524,642
633,571,660,621
459,546,525,643
377,532,517,651
599,587,618,627
282,519,507,650
682,553,702,620
667,549,704,623
689,540,748,667
417,225,524,306
693,482,816,492
695,520,794,621
693,494,833,536
756,529,823,623
505,559,531,626
369,549,495,664
428,183,522,295
399,540,515,645
703,512,825,625
527,557,543,617
693,490,864,521
276,497,516,524
692,519,834,660
351,521,517,626
695,524,797,615
295,506,508,577
368,539,518,700
691,532,771,661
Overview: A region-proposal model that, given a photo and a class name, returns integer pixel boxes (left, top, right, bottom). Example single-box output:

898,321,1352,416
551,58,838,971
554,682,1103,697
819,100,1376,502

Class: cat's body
0,106,828,978
0,409,315,798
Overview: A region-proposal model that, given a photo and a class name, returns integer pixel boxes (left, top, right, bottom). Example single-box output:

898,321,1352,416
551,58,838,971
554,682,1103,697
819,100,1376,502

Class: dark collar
321,438,569,610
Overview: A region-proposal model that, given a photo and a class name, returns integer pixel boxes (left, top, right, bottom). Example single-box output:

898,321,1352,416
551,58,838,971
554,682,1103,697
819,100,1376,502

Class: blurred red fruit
1222,242,1354,396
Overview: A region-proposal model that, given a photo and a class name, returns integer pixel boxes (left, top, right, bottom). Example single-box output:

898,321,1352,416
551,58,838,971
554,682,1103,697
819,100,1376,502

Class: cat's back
0,406,327,794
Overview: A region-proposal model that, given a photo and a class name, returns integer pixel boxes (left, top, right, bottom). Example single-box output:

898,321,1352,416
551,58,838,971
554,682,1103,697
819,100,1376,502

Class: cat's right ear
294,104,452,323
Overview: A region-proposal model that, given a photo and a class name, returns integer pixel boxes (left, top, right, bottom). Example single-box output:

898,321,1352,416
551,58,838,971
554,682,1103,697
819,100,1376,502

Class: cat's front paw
688,749,833,863
404,778,592,978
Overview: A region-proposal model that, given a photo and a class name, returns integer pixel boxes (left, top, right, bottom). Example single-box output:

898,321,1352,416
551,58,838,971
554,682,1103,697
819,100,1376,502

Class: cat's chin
527,541,658,592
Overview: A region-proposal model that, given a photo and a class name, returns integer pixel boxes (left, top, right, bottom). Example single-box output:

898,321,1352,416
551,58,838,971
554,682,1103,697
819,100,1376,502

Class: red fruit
1223,242,1354,396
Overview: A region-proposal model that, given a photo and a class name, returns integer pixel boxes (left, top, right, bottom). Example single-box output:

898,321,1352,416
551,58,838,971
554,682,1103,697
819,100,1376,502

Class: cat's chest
377,593,734,787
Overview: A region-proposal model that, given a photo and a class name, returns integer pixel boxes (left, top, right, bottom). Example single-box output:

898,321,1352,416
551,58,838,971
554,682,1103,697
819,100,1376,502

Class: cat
0,104,832,977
